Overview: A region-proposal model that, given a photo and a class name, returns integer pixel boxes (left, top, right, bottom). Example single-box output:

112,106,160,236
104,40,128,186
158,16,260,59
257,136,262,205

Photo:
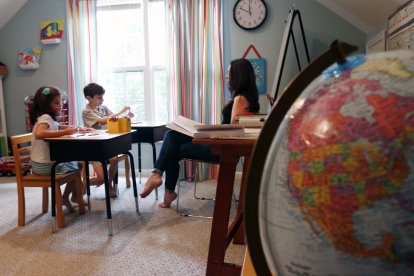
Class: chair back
11,133,33,184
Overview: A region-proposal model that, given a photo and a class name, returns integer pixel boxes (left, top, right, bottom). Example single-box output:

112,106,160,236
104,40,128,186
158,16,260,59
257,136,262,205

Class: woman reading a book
140,58,260,207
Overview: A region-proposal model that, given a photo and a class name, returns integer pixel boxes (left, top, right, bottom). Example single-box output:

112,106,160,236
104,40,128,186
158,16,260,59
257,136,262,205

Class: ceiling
0,0,409,34
316,0,408,33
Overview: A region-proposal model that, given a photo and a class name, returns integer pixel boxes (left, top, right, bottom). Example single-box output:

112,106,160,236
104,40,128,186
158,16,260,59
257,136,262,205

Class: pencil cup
107,118,120,133
119,117,131,132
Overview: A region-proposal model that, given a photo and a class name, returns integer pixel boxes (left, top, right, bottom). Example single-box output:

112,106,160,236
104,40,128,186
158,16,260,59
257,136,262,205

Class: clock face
233,0,267,30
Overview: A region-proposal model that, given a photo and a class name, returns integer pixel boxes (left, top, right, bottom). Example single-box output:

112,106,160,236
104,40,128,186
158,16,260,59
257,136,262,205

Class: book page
194,124,243,131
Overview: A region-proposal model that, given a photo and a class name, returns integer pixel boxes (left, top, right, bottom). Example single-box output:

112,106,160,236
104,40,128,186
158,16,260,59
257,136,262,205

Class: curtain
66,0,97,125
166,0,224,179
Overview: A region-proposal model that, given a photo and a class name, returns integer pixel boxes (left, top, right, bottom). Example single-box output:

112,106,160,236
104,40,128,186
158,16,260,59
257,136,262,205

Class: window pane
98,71,145,121
148,0,166,66
97,2,144,68
154,69,168,121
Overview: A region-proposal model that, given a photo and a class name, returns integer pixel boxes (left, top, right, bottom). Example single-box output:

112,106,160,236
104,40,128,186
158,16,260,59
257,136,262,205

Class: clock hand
239,7,250,14
248,0,252,16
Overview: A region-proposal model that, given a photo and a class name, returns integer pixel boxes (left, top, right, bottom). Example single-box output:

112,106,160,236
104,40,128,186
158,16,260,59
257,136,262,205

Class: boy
82,82,131,197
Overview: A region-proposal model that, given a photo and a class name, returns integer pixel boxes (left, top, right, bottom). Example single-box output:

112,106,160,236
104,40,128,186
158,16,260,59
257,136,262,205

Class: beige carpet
0,172,245,275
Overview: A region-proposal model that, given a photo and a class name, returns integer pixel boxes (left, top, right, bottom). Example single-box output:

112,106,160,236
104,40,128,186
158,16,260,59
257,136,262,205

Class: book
235,114,267,128
166,115,245,138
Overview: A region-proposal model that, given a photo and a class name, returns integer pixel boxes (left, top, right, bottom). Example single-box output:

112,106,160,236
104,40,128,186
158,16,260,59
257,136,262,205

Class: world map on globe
261,50,414,275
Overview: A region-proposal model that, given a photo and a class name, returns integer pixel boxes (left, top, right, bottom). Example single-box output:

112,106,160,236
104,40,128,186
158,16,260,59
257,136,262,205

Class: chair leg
17,185,26,226
55,186,65,228
42,187,49,213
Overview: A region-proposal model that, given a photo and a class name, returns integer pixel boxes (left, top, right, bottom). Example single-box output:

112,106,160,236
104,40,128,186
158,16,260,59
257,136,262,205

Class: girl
140,58,260,208
29,86,90,212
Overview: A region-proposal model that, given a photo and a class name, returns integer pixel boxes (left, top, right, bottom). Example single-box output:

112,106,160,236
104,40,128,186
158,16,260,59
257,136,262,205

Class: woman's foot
140,172,163,198
63,199,75,213
159,192,177,208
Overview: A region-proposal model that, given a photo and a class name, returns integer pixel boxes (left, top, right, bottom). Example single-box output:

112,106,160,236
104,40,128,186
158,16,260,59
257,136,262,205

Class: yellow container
119,117,131,132
107,118,120,133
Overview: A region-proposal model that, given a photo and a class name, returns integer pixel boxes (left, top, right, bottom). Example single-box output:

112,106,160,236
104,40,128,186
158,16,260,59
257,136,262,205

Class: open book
166,115,244,138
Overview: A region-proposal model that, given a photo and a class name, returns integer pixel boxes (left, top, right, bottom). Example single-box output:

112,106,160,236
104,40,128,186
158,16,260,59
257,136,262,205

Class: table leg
151,142,158,200
206,151,239,276
138,142,142,183
233,156,250,244
126,151,139,213
102,160,113,236
85,161,91,210
51,162,58,234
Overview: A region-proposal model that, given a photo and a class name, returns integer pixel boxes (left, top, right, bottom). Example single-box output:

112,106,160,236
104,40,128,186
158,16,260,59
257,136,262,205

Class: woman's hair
228,58,260,112
30,86,61,125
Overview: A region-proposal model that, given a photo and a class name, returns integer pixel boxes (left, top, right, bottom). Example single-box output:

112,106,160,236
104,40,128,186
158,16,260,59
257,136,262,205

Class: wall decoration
242,45,266,94
40,20,64,44
17,48,42,70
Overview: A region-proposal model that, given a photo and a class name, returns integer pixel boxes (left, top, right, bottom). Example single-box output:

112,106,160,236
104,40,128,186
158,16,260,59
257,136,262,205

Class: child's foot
63,199,75,213
140,172,163,198
109,187,118,198
71,196,88,206
159,192,177,208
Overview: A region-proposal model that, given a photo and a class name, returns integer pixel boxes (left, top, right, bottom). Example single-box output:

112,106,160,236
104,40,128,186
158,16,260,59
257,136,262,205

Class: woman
140,58,260,208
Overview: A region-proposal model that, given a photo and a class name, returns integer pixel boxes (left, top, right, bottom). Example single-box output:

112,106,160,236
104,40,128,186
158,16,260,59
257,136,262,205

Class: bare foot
140,172,163,198
71,197,88,206
159,192,177,208
109,187,118,198
63,199,75,213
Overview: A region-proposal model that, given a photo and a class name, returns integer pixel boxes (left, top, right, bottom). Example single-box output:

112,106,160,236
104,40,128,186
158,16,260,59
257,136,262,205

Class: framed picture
40,20,64,44
248,58,266,94
17,48,42,70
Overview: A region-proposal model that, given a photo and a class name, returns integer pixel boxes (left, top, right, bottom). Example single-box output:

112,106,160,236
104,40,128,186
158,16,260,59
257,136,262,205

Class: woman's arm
230,95,250,124
34,122,77,139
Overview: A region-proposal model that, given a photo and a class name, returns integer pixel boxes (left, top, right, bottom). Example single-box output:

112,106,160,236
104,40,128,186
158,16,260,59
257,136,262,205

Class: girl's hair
228,58,260,112
30,86,61,125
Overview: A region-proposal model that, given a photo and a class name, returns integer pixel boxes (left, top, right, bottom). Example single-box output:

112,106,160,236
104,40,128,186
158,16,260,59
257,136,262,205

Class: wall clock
233,0,268,30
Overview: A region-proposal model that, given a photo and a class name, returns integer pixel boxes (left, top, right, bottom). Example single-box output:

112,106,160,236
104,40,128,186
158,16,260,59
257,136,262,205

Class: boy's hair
83,83,105,98
30,86,61,125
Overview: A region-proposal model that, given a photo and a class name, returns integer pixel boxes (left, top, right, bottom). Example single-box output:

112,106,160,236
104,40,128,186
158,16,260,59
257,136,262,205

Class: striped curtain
166,0,224,179
66,0,97,125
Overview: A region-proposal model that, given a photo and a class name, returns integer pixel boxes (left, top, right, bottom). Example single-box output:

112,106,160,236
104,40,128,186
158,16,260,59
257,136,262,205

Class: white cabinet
0,78,8,155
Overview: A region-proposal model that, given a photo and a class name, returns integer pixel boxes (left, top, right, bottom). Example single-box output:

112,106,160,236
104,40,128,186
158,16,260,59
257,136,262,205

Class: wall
0,0,66,136
225,0,366,112
0,0,366,168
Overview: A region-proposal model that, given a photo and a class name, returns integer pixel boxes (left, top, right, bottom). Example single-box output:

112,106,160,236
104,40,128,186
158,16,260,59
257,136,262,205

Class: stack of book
235,114,267,128
166,115,245,138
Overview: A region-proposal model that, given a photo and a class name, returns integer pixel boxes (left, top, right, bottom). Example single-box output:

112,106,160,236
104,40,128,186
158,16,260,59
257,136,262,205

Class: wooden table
193,138,256,276
46,131,139,236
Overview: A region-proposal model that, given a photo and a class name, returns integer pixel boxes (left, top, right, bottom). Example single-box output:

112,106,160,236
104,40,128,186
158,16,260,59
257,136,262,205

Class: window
96,0,168,122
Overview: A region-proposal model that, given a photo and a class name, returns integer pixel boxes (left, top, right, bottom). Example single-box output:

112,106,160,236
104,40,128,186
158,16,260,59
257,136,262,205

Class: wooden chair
11,133,84,228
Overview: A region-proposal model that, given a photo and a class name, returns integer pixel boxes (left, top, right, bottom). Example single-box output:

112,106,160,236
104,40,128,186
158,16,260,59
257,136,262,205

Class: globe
260,50,414,275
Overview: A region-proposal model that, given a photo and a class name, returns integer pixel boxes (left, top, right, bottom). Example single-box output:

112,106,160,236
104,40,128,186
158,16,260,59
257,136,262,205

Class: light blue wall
225,0,366,112
0,0,67,136
0,0,366,168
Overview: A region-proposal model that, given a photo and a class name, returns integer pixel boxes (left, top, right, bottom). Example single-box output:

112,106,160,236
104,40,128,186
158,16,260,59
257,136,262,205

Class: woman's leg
140,130,192,198
159,143,219,208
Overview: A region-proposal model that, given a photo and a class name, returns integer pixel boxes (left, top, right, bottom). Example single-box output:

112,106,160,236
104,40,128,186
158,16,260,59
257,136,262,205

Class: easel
268,7,310,107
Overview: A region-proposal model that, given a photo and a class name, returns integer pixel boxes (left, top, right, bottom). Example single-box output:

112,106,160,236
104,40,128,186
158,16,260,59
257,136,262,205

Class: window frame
96,0,168,122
